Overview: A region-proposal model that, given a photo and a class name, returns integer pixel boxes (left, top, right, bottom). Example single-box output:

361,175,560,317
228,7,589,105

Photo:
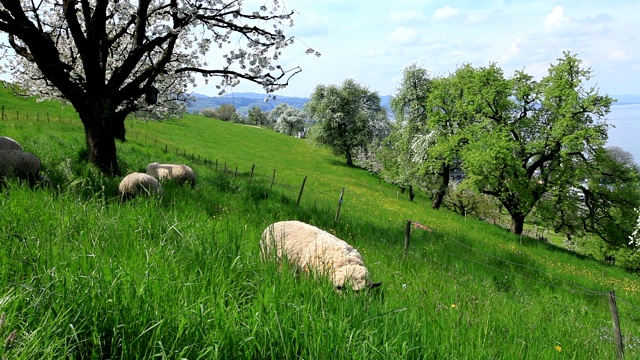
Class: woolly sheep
0,150,41,182
146,162,196,187
261,220,381,291
0,136,23,152
118,172,164,199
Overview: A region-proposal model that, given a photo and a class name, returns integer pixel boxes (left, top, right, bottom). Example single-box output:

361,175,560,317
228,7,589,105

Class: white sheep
118,172,164,199
146,162,196,187
0,136,23,152
261,220,381,291
0,150,41,183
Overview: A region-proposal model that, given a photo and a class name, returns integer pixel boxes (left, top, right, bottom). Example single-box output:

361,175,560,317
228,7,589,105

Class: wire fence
0,105,79,124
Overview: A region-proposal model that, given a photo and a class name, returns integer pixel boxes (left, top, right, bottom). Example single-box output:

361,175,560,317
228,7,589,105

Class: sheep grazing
118,172,164,200
0,136,23,152
261,220,381,291
146,162,196,187
0,150,41,184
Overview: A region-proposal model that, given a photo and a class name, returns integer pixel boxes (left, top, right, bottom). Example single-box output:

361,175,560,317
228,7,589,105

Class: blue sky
195,0,640,98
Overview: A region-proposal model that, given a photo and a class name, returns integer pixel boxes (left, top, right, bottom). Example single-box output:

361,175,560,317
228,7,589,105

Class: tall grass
2,88,640,358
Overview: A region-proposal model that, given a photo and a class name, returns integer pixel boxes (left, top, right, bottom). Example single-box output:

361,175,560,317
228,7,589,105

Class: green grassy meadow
2,85,640,359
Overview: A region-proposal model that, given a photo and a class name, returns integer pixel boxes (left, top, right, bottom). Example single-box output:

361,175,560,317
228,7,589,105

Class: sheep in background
146,162,196,187
0,136,23,152
0,150,41,184
118,172,164,200
261,220,381,291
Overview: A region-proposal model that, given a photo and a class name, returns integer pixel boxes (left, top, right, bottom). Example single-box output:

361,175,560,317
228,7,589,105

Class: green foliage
444,183,502,222
306,79,389,166
200,104,242,123
247,106,270,126
455,53,614,235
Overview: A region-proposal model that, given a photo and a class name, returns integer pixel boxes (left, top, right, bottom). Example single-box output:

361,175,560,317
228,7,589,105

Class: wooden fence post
249,164,255,183
297,175,307,206
609,290,624,359
404,220,412,256
334,188,345,226
270,169,276,190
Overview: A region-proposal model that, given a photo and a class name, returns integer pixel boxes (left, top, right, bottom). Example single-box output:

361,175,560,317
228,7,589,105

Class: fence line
0,106,78,124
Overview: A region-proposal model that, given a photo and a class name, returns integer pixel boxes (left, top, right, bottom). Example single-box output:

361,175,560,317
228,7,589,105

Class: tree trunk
345,151,353,167
432,163,450,209
84,119,121,176
510,213,525,235
409,184,415,201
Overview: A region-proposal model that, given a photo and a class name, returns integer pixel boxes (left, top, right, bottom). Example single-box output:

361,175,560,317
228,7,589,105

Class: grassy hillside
2,86,640,359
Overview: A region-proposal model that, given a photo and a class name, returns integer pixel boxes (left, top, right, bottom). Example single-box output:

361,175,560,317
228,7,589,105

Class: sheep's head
334,264,381,291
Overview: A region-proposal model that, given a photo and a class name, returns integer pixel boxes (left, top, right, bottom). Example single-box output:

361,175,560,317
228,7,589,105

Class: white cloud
545,6,570,31
388,27,420,45
609,50,631,61
465,10,490,25
433,6,460,21
499,36,527,64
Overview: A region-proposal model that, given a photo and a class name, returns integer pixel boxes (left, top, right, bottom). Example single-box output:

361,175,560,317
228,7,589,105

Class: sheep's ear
368,282,382,289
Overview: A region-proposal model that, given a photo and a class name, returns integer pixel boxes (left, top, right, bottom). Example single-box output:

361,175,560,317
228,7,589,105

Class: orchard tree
306,79,388,166
0,0,318,175
270,103,305,136
247,106,269,126
213,104,241,122
460,52,613,234
389,64,478,209
386,65,432,201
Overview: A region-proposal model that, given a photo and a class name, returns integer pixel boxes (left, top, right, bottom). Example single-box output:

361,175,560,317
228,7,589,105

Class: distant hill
188,92,393,115
187,92,309,115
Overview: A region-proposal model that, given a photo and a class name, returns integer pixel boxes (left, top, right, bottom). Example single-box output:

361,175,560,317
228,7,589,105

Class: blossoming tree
0,0,316,175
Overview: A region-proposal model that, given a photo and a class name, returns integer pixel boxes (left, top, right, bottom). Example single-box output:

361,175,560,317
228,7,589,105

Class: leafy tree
460,52,613,234
582,149,640,244
385,65,432,200
270,103,305,136
213,104,241,123
306,79,388,166
0,1,315,175
200,108,218,118
248,106,269,126
389,64,478,209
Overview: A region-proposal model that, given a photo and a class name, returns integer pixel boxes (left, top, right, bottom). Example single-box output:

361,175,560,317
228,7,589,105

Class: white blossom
629,209,640,249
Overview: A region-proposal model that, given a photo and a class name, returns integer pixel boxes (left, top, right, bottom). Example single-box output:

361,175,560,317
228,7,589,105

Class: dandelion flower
451,304,457,309
555,345,562,352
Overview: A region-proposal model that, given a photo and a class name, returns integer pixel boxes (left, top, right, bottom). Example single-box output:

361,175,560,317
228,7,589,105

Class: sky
194,0,640,98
